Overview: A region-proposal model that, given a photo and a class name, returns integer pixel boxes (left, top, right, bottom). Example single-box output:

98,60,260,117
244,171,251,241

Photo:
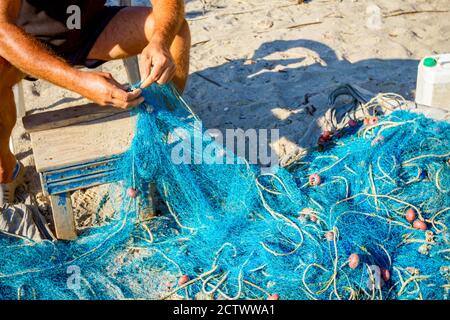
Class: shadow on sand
185,39,419,162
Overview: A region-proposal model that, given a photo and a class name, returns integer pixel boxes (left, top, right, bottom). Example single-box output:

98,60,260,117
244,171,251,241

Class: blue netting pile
0,84,449,300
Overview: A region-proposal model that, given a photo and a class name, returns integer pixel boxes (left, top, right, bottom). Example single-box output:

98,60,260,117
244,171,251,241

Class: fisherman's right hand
79,71,144,109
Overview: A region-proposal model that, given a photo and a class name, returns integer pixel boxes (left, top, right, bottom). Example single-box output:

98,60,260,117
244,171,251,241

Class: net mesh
0,84,449,300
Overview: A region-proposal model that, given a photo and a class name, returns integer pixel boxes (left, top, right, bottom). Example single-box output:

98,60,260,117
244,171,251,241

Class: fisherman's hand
80,71,144,109
139,40,176,88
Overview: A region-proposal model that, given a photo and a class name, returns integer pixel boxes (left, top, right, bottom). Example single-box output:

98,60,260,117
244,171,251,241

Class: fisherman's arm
140,0,185,88
0,0,142,109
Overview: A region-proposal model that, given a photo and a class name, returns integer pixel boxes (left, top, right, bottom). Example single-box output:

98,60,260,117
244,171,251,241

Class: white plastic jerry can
416,54,450,110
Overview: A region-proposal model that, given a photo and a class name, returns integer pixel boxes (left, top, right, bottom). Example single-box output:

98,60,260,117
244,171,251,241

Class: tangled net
0,84,449,300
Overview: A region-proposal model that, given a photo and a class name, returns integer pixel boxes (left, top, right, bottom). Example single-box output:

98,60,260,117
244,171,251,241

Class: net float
267,294,279,300
364,116,378,126
309,173,322,186
380,268,390,282
413,220,427,231
127,187,138,198
321,130,332,141
178,275,190,286
369,116,379,125
348,253,360,269
405,208,417,223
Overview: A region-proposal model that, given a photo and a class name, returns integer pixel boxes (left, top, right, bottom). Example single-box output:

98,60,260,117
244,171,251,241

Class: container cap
423,57,437,67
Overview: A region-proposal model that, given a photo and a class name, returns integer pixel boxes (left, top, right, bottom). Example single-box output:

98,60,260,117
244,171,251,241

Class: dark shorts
25,6,125,81
58,6,125,68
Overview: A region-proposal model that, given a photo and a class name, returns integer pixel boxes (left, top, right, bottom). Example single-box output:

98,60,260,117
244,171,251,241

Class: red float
309,173,322,186
405,208,417,223
178,275,190,286
127,188,138,198
413,220,427,231
348,253,360,269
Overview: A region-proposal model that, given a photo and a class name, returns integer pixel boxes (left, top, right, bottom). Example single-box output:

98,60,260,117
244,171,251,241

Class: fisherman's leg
87,7,191,92
0,57,23,184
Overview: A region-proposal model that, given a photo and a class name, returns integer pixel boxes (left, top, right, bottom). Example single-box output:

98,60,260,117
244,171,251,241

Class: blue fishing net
0,84,449,300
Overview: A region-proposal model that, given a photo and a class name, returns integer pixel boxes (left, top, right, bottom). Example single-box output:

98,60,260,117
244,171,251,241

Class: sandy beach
11,0,450,236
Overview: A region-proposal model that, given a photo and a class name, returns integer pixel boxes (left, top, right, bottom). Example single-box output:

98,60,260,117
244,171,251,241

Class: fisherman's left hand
140,39,176,88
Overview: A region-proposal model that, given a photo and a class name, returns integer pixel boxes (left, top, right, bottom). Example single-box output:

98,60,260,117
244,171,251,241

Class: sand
10,0,450,229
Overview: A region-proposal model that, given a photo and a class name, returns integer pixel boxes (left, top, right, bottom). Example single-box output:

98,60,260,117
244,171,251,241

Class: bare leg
88,7,191,92
0,57,23,183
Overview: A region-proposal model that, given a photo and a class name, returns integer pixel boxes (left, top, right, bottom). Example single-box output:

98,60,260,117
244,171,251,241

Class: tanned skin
0,0,190,183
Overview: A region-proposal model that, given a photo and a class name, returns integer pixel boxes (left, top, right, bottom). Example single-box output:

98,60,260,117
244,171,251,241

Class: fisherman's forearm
150,0,185,47
0,22,84,92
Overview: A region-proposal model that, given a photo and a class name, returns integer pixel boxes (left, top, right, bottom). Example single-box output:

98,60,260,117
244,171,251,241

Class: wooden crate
23,104,136,240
